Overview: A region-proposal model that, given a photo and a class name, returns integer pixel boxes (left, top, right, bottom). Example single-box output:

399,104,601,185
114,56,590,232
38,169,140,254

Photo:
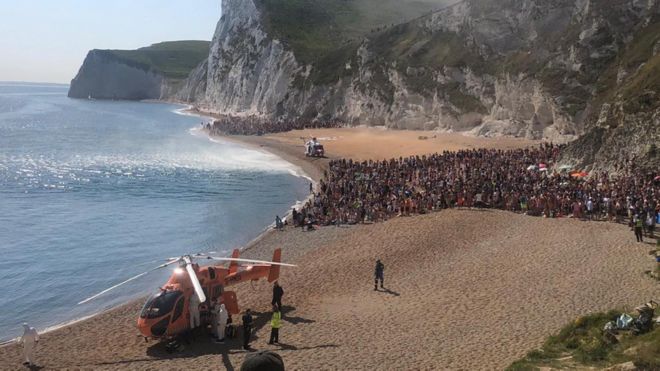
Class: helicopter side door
167,295,189,335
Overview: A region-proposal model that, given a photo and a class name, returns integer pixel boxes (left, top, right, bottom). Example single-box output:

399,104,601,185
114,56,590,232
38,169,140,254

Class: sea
0,82,310,341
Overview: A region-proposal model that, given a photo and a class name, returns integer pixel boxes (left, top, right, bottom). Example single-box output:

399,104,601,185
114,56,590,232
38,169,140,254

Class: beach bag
616,313,634,329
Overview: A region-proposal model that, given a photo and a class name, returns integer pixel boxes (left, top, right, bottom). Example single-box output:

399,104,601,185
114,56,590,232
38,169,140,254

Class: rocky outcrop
179,0,658,149
68,50,164,100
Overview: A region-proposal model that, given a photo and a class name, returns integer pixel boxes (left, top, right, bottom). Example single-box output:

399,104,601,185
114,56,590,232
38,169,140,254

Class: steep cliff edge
181,0,659,150
68,41,210,100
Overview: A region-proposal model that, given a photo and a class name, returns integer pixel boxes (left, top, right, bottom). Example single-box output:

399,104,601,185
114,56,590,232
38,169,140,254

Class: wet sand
1,130,656,370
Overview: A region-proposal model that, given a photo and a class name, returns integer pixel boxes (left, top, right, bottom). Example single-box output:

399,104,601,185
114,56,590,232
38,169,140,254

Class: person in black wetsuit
272,281,284,310
242,309,253,350
374,259,384,290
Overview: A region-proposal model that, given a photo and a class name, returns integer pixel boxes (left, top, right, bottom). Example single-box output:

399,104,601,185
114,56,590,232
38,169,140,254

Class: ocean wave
189,126,310,179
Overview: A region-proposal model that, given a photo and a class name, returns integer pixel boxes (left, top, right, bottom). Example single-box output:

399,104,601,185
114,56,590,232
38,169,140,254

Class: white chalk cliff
69,0,659,168
180,0,658,150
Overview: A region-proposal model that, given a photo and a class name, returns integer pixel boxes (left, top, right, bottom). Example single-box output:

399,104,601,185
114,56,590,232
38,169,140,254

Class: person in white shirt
189,293,201,329
20,323,39,366
215,303,229,343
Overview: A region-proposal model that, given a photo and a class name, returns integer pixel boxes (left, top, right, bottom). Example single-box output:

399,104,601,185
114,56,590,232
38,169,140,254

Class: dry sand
238,127,539,162
1,130,657,370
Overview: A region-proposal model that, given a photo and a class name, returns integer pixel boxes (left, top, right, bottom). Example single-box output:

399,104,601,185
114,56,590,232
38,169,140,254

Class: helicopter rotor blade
77,259,179,305
205,256,297,267
183,256,206,303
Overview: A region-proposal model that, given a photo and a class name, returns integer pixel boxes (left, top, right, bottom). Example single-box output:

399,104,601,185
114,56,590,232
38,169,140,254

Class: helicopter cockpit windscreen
140,290,182,319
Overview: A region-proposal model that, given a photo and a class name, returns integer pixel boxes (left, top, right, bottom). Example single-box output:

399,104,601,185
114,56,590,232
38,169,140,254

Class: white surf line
0,300,140,347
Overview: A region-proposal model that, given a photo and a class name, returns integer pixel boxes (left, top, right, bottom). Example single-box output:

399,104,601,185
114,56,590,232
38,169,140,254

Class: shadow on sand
376,287,400,296
275,343,339,352
128,306,318,370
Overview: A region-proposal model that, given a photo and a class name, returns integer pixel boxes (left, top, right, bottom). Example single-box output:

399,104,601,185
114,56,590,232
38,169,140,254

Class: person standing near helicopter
272,281,284,311
189,292,201,329
268,305,282,344
242,308,254,350
214,303,229,343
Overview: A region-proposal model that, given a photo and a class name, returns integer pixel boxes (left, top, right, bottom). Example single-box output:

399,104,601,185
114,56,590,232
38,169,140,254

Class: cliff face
69,41,210,100
201,0,299,115
181,0,658,149
70,1,657,168
68,50,165,100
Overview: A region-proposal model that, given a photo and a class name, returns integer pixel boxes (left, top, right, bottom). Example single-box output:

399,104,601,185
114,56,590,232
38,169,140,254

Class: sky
0,1,221,84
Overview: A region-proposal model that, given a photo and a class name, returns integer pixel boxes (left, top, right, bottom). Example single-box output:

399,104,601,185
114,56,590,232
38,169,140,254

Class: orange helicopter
78,248,294,339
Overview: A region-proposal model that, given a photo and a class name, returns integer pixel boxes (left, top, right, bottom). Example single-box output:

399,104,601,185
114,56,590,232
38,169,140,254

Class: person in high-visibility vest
268,305,281,344
634,214,644,242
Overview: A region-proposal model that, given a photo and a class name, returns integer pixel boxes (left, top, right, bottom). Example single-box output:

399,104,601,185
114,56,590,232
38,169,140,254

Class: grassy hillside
507,310,660,370
101,40,210,80
254,0,455,64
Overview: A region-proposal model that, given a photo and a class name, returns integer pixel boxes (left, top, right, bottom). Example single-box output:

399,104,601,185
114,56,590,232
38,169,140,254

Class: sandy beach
234,127,539,161
1,130,657,370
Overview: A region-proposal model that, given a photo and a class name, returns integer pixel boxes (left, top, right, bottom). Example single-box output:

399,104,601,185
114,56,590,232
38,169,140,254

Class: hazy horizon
0,1,221,84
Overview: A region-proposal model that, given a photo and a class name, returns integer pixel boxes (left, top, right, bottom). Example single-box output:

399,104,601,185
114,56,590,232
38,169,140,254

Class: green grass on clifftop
101,40,210,80
254,0,452,65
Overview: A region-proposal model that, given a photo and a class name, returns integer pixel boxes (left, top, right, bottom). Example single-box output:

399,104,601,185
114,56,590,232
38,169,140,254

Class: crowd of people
294,143,659,239
204,116,344,136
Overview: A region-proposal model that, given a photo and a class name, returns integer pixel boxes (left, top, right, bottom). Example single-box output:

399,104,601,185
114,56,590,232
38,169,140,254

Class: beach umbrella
654,175,660,182
538,163,547,169
571,171,588,178
526,165,537,171
539,167,548,172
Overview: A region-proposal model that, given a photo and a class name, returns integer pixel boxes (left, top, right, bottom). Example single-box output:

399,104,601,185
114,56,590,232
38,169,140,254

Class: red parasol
570,171,588,178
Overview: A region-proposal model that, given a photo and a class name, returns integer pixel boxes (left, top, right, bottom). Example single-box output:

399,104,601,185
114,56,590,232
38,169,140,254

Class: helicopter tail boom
268,248,282,282
228,248,240,274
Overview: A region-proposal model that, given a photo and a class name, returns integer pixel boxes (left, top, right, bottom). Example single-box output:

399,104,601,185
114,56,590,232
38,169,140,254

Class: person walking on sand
268,305,282,344
272,281,284,310
634,214,644,242
19,323,39,367
374,259,384,290
242,309,254,350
